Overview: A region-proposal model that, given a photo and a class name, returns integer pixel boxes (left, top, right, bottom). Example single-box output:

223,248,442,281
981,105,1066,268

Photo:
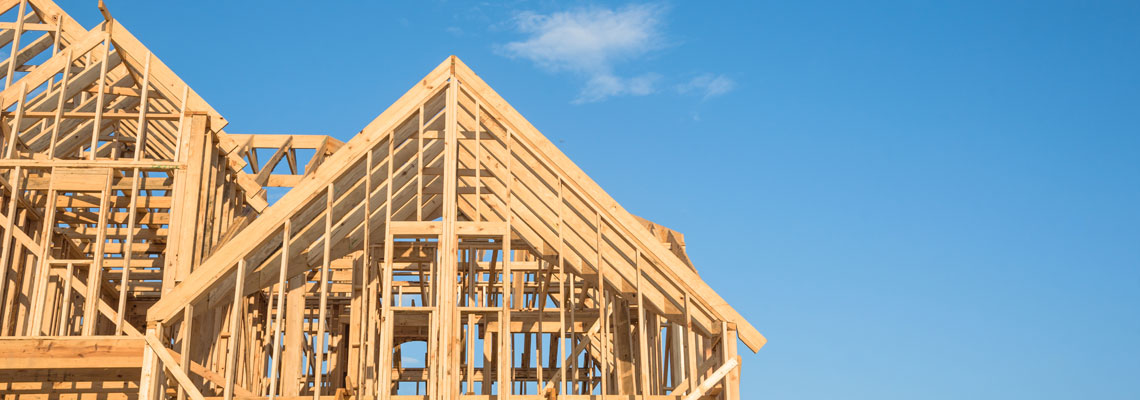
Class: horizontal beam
0,160,182,169
18,111,181,120
225,133,341,149
0,336,144,369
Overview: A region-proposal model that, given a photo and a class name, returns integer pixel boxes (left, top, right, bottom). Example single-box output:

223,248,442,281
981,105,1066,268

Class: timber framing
0,2,764,400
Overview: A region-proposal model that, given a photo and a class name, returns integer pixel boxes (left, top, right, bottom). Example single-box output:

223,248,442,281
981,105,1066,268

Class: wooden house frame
0,1,765,400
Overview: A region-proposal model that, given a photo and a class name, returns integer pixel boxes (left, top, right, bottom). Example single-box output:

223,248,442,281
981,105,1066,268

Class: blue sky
65,1,1140,398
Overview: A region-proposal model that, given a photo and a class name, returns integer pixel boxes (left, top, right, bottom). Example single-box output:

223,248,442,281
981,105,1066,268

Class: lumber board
0,336,144,369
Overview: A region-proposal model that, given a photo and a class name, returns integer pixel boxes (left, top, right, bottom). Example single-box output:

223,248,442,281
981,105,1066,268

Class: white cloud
498,4,666,103
677,73,736,99
577,72,661,104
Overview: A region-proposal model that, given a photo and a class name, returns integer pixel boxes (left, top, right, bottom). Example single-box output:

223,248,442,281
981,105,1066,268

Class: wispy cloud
677,73,736,99
498,4,666,103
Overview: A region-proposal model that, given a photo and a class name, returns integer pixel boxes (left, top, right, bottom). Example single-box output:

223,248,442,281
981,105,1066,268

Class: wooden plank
0,336,144,369
0,159,183,168
437,77,460,399
3,0,27,88
20,110,181,119
26,187,57,335
138,333,163,400
5,82,27,158
47,48,72,158
169,113,208,290
116,168,142,334
267,221,290,400
133,52,153,160
281,273,305,397
80,170,114,336
360,149,377,397
0,22,55,31
313,186,333,398
680,357,738,400
636,251,651,396
596,212,608,396
684,294,698,396
55,262,74,335
49,166,111,192
0,166,22,310
499,113,513,400
389,221,441,236
89,31,110,160
222,259,247,400
378,130,397,400
177,305,194,400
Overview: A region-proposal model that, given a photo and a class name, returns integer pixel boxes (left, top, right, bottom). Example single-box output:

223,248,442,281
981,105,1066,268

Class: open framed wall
0,2,764,400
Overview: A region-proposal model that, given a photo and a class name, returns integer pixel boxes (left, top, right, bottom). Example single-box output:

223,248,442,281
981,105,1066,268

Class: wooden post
27,187,58,336
724,327,740,400
222,260,247,400
684,294,698,396
361,150,376,398
595,212,608,397
434,70,462,400
80,170,114,336
0,166,22,309
4,0,27,88
89,32,110,160
5,82,27,158
636,251,651,397
133,51,152,160
281,273,305,396
47,49,73,159
168,114,209,293
557,180,567,396
177,305,195,400
56,262,74,335
377,132,396,400
313,185,333,399
138,325,163,400
416,104,423,222
117,167,142,334
498,124,514,400
268,221,290,399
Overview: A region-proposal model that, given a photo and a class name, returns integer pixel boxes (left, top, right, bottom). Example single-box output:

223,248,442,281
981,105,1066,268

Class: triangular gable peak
0,0,302,342
143,56,760,398
0,0,267,210
0,0,212,160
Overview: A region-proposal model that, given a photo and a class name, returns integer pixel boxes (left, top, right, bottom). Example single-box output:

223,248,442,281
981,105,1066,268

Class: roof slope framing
0,2,763,400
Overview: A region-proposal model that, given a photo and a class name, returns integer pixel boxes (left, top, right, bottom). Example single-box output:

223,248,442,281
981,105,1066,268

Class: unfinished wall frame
0,2,764,400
